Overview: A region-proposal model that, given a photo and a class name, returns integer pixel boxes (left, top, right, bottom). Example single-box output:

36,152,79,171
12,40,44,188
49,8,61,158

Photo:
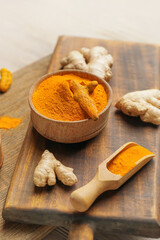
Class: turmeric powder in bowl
32,74,108,121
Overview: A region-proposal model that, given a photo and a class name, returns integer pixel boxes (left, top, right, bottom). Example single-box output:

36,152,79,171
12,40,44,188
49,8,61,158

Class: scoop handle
68,222,94,240
70,173,111,212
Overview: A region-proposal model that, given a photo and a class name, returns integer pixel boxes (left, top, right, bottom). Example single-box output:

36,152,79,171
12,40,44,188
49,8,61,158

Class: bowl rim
28,69,113,123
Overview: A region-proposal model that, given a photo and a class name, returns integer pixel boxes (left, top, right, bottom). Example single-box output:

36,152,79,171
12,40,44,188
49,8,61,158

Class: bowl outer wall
29,70,112,143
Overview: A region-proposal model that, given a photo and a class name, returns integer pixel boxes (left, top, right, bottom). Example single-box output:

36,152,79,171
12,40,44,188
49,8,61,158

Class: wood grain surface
0,55,55,240
0,134,3,169
1,36,160,239
68,223,94,240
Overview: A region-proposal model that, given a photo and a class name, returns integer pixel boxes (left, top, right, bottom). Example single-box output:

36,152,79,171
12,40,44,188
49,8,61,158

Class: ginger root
70,79,99,120
0,68,12,92
61,50,88,71
115,89,160,125
61,46,113,82
34,150,78,187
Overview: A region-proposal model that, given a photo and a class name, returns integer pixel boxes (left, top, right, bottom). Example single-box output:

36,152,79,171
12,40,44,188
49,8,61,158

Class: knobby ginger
61,46,113,82
61,50,88,71
34,150,78,187
115,89,160,125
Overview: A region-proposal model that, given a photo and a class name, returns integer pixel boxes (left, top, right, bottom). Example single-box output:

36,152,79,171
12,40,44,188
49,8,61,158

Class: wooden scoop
70,142,155,212
0,134,4,169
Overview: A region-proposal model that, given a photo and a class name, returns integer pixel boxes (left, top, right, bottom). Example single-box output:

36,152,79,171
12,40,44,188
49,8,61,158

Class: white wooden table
0,0,160,239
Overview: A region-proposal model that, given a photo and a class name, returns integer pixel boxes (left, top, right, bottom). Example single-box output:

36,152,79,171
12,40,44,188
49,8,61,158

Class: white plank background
0,0,160,72
0,0,160,239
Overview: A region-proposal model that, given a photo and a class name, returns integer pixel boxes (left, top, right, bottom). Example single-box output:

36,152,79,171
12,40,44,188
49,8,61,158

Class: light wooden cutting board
2,36,160,238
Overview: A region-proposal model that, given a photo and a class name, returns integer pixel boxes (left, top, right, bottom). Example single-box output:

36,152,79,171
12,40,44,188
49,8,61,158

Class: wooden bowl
29,70,112,143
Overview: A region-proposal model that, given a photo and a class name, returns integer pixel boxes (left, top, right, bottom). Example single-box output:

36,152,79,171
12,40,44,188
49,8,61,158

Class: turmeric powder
0,116,21,129
107,145,153,176
32,74,108,121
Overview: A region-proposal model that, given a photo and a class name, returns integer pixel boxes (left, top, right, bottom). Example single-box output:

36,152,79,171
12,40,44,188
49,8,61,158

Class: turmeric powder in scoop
32,74,108,121
107,145,153,176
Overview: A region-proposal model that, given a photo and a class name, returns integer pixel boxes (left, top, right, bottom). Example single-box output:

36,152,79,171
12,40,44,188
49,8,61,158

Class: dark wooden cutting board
2,36,160,238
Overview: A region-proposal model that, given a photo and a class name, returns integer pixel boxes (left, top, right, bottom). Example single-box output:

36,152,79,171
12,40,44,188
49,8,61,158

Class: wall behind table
0,0,160,71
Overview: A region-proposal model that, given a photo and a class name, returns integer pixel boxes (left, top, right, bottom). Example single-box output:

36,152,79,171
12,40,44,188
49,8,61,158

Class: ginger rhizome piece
61,51,88,71
0,68,12,92
115,89,160,125
34,150,78,187
61,46,113,82
70,79,99,120
34,150,56,187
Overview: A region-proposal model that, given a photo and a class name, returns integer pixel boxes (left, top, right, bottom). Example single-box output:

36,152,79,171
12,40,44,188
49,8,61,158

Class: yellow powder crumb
0,116,21,129
107,145,153,176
